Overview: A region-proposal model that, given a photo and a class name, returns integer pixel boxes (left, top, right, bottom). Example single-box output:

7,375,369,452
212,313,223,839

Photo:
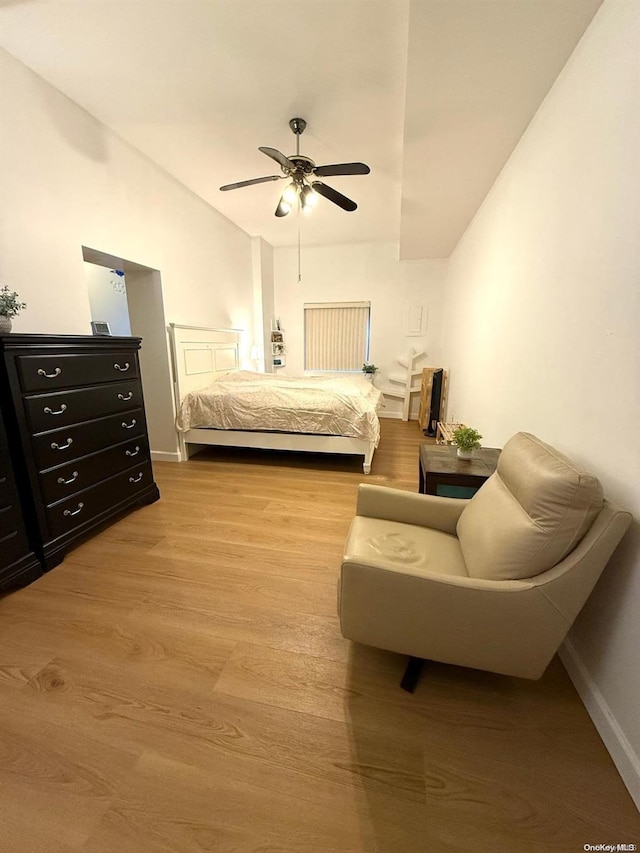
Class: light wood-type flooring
1,419,638,852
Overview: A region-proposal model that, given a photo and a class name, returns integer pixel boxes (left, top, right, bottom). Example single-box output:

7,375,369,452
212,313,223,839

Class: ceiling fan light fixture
300,184,318,213
275,197,292,217
282,182,298,205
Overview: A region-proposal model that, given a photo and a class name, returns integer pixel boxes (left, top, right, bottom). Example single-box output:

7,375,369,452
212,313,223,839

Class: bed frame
169,324,375,473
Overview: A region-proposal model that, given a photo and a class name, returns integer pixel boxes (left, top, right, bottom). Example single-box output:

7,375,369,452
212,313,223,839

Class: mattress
175,370,383,445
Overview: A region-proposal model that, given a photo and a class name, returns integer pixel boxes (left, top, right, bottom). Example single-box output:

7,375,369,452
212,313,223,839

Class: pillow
456,432,603,581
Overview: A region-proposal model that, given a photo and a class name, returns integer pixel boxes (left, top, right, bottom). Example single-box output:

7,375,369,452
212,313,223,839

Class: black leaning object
400,656,424,693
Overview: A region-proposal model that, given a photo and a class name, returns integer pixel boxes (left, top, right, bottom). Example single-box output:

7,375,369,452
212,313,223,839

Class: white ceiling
0,0,602,258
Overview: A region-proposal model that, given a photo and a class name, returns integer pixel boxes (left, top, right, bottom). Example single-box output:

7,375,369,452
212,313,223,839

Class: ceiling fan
219,117,370,217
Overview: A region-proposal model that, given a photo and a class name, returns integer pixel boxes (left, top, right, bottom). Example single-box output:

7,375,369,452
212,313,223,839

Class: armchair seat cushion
344,516,469,579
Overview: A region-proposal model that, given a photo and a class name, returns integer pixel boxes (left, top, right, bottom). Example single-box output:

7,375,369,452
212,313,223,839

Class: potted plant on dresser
0,286,27,334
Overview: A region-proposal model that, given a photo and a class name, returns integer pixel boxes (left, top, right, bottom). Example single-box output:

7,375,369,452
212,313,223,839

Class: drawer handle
51,438,73,451
63,502,84,518
125,446,140,457
44,404,67,416
121,419,137,430
0,476,6,485
114,362,130,372
118,391,133,401
129,472,144,484
57,471,79,486
37,367,62,379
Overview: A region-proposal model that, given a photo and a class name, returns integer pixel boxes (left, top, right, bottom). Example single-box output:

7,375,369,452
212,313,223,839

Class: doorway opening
82,247,178,461
84,263,132,336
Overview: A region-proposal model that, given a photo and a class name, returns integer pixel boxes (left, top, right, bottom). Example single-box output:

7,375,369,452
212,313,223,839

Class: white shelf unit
381,347,426,420
270,329,285,368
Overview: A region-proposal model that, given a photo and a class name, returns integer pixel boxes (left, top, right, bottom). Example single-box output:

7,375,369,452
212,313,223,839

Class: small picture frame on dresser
90,320,112,336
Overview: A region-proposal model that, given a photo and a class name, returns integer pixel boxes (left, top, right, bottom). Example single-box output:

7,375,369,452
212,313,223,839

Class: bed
170,324,383,473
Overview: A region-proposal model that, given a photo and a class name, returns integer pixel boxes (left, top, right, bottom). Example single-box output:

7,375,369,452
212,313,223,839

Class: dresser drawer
0,502,21,538
47,461,152,539
17,351,139,392
0,430,12,496
0,528,31,572
0,468,15,508
0,470,14,509
25,380,141,433
0,448,15,507
32,408,145,470
39,436,150,505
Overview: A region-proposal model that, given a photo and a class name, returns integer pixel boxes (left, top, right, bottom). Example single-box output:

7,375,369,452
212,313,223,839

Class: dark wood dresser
0,405,42,590
0,334,160,571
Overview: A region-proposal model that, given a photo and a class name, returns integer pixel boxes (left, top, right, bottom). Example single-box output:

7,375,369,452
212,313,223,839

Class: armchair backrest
457,432,604,581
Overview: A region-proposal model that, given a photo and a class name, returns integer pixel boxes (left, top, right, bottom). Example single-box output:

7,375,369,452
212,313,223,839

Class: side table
419,444,500,498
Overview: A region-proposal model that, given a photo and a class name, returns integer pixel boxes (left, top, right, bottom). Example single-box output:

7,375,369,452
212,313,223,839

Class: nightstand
419,444,500,498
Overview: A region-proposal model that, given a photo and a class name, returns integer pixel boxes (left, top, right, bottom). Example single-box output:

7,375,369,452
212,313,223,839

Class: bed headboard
169,323,241,400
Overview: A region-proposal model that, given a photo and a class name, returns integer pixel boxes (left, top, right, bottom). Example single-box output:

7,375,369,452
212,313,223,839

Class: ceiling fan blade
312,181,357,212
259,146,296,171
313,162,370,177
220,175,282,191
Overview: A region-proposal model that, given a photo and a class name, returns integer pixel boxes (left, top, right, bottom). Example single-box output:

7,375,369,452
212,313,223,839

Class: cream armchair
339,432,631,690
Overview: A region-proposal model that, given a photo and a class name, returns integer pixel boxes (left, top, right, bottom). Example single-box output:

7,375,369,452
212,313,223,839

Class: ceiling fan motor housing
286,155,315,176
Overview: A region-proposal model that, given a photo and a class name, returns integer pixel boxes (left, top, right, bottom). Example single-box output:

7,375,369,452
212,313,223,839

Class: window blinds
304,302,370,371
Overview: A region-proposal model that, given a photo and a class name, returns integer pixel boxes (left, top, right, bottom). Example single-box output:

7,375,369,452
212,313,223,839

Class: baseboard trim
150,450,181,463
560,640,640,811
379,411,412,420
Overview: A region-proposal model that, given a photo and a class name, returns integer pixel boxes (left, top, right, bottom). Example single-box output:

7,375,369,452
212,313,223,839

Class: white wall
0,48,256,455
441,0,640,807
251,237,275,373
273,242,447,417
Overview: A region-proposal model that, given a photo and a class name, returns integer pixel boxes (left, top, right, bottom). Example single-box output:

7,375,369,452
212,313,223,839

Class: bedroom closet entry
82,248,177,462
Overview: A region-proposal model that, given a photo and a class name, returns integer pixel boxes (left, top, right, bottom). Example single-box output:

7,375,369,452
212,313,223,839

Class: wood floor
1,419,638,852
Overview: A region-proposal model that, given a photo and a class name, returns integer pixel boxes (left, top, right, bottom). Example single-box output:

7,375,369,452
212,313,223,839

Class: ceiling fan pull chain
297,208,302,283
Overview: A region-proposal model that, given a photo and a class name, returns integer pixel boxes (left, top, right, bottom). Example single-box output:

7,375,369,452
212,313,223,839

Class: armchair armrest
355,484,469,535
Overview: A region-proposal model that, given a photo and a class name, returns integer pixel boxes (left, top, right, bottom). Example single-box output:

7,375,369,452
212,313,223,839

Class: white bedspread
176,371,383,445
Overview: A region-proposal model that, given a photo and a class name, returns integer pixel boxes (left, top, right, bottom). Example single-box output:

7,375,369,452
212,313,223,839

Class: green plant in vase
362,362,378,377
0,286,27,334
452,425,482,459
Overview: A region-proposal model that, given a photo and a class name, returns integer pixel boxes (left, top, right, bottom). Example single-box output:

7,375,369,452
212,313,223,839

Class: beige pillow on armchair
456,432,603,581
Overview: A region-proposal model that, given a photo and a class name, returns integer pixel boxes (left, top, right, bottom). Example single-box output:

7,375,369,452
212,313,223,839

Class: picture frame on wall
90,320,112,336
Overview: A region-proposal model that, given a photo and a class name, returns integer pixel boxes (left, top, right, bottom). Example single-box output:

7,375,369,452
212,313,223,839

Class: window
304,301,370,371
